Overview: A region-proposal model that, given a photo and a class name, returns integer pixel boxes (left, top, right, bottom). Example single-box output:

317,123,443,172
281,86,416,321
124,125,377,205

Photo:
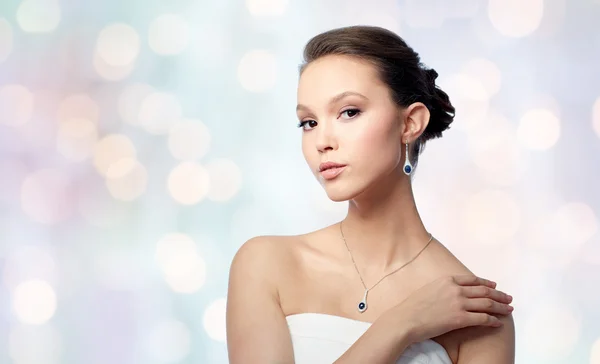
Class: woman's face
296,55,405,202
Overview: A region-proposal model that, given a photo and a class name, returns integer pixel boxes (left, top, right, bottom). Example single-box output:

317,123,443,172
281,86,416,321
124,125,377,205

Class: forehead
297,55,388,103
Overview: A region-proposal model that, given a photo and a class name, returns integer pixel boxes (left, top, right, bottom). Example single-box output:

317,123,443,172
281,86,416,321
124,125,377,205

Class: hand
387,275,513,344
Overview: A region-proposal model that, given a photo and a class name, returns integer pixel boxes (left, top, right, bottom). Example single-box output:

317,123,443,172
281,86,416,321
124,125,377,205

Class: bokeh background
1,0,599,363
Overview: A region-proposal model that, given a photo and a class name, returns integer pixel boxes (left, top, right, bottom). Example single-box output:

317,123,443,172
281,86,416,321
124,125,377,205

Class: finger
462,285,512,304
452,275,496,288
463,298,514,315
459,312,503,329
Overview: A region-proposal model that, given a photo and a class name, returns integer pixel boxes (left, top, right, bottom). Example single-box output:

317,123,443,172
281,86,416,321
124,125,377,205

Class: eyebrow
296,91,369,112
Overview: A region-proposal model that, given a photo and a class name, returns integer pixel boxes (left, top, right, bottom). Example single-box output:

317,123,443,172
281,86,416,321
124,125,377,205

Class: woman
227,26,515,364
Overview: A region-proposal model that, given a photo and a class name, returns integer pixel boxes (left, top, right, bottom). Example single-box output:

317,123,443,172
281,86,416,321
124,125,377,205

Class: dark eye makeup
296,108,362,131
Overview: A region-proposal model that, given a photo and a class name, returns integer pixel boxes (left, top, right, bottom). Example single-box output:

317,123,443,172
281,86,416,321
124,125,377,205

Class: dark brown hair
299,25,455,170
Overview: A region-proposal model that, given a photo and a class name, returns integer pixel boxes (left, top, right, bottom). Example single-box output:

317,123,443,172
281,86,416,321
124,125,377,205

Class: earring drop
403,142,413,175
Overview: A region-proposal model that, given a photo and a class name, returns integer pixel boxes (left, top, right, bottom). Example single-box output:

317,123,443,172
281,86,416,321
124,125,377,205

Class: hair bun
425,68,438,82
422,67,455,141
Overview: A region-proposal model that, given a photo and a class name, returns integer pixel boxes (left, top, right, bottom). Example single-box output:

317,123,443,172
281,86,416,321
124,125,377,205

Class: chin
321,183,364,202
325,191,353,202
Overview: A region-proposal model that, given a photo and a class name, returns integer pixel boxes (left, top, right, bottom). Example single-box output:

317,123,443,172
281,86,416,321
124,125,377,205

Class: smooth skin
227,54,515,363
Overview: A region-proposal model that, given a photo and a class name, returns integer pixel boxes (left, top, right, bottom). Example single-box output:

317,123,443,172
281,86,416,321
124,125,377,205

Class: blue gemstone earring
403,142,412,175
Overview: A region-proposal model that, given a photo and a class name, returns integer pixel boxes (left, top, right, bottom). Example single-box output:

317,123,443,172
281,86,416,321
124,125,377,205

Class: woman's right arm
336,275,513,364
227,236,295,364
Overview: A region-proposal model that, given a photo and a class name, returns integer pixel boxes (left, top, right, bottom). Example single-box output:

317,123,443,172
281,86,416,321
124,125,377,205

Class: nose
315,121,337,153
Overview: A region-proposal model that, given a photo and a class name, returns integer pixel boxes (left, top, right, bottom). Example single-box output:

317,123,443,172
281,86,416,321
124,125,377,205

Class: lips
318,162,346,172
318,162,347,180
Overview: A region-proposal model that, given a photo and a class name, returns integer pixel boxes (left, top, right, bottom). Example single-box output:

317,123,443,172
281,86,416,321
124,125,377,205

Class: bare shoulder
233,225,334,265
420,239,474,278
425,239,515,363
230,235,300,284
226,235,303,363
230,233,315,293
233,235,295,264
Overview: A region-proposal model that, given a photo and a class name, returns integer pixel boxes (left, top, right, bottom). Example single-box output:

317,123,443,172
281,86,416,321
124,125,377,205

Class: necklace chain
339,221,434,293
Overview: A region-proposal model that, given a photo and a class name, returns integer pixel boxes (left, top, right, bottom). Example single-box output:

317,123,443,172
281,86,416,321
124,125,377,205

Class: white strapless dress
286,313,452,364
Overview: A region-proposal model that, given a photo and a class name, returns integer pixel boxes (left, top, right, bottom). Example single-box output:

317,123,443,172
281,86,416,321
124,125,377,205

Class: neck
340,172,430,274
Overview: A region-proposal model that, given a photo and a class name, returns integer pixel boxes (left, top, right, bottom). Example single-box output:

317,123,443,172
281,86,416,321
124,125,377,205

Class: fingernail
508,305,514,311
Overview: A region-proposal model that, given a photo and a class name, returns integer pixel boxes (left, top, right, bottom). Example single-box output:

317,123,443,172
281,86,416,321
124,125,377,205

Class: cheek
301,136,317,169
350,118,401,169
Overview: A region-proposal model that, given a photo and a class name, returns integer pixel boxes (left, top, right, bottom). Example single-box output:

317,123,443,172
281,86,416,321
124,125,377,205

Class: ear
401,102,430,144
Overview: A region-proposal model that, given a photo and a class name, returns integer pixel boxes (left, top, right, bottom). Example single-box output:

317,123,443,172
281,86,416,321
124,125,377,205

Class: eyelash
297,108,362,130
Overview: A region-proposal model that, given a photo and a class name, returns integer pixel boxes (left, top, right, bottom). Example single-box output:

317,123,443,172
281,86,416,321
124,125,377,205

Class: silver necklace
339,221,434,313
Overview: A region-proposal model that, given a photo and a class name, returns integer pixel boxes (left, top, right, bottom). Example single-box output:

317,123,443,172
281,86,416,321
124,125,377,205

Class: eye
297,120,318,131
340,108,361,119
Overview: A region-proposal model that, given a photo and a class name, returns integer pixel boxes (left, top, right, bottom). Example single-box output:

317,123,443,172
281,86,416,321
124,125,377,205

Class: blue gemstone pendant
357,289,368,313
403,164,412,175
